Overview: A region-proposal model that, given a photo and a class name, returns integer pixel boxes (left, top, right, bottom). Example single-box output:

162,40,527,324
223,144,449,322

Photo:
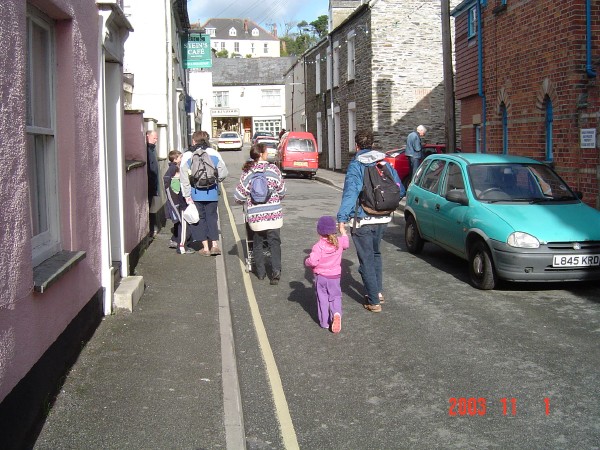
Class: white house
200,18,280,58
189,57,296,143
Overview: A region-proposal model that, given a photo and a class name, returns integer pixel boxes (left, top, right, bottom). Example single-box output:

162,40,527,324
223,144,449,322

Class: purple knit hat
317,215,337,236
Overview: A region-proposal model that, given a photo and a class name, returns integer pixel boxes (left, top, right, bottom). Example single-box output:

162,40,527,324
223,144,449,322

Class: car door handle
414,197,419,204
435,203,440,211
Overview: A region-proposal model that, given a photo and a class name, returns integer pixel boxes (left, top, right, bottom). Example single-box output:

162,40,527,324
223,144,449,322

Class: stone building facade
452,0,600,208
304,0,460,171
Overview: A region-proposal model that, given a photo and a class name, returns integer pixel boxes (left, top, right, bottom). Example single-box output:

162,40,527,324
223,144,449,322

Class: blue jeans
408,155,422,180
351,223,387,305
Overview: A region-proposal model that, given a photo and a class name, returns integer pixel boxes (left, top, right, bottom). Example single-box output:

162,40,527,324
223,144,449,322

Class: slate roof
211,57,297,86
198,18,279,41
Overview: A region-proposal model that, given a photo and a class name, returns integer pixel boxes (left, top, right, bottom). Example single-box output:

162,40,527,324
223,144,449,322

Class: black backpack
190,149,218,189
359,162,404,215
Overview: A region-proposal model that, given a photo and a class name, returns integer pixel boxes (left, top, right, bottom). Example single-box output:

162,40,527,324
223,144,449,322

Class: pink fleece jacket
304,235,350,277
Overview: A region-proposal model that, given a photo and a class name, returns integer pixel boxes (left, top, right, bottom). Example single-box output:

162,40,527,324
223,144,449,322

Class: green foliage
216,49,229,58
279,15,328,56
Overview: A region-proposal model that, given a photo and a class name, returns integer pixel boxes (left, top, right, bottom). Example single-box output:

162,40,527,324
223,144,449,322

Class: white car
217,132,243,151
259,138,279,162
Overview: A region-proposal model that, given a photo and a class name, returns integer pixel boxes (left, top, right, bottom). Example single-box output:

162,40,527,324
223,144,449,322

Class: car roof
432,153,543,165
284,131,316,139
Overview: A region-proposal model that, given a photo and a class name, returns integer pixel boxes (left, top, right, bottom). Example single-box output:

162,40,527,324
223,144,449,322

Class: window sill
493,4,507,15
33,250,86,293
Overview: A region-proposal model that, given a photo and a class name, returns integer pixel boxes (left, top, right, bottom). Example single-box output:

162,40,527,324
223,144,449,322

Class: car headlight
507,232,540,248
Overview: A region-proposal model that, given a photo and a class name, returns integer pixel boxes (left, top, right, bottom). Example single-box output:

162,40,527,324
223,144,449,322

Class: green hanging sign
183,33,211,69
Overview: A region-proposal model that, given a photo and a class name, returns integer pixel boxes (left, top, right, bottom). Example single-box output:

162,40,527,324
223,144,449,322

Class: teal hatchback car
404,153,600,289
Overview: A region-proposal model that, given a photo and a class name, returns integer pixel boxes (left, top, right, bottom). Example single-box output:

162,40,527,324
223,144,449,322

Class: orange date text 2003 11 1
448,397,551,416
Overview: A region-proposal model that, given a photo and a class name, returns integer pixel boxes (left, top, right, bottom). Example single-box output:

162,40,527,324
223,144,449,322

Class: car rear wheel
468,240,497,290
405,214,424,254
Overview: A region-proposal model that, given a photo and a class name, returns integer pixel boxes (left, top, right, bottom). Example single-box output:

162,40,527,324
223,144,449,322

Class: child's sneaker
331,313,342,333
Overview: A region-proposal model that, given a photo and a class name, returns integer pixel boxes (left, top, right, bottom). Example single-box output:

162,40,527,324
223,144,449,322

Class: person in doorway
405,125,427,181
337,130,401,312
180,131,228,256
234,143,286,285
305,215,350,333
146,130,160,235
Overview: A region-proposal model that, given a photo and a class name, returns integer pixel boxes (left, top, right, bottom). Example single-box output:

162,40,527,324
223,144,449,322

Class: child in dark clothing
163,150,193,254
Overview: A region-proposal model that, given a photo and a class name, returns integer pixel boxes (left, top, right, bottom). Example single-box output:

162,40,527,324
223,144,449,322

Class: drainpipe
477,0,487,152
586,0,597,78
328,34,336,167
165,0,174,152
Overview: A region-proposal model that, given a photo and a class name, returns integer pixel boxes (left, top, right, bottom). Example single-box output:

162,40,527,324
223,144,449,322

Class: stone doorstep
114,276,145,312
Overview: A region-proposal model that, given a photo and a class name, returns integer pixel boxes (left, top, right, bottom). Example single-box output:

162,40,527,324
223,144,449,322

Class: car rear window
287,138,315,152
221,133,238,139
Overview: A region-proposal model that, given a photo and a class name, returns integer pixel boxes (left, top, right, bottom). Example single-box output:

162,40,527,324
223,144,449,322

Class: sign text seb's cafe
183,33,211,69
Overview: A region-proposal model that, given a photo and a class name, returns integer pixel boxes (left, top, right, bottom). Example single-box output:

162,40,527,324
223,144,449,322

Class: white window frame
27,7,61,266
348,102,357,154
251,43,255,54
264,43,268,54
234,42,239,53
229,27,236,37
207,28,216,37
252,28,259,37
261,89,280,107
347,30,356,81
333,41,340,87
213,90,229,107
468,6,478,38
326,46,332,91
315,54,321,95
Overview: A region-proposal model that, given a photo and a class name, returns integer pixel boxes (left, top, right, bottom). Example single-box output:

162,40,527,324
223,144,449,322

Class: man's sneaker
363,303,382,313
270,270,281,285
178,246,195,254
331,313,342,333
169,240,178,249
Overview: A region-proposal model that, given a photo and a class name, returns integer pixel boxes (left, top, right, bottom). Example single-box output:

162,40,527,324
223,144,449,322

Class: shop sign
580,128,597,149
183,34,211,69
212,108,240,116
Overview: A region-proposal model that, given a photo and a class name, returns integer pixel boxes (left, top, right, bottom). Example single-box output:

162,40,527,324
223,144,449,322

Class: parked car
217,132,243,151
385,144,460,187
251,131,275,145
404,153,600,290
259,138,279,162
276,131,319,178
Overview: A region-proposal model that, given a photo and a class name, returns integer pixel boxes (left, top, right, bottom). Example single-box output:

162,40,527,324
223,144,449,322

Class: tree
216,49,228,58
310,15,328,38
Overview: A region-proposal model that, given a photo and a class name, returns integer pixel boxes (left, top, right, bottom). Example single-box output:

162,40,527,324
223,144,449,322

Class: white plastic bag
182,203,199,224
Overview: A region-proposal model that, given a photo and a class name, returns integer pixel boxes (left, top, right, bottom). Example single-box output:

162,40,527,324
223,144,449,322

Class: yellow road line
222,191,300,450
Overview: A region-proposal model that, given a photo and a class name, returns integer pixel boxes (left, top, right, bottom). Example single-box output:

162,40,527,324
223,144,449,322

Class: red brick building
452,0,600,208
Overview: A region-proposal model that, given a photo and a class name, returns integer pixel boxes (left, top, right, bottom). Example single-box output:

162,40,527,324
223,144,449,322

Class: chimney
272,23,278,37
244,19,248,33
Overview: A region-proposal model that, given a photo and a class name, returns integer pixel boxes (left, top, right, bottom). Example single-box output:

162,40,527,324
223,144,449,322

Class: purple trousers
314,274,342,328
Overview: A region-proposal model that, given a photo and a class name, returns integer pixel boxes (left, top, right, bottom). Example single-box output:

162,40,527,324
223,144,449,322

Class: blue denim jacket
336,149,402,224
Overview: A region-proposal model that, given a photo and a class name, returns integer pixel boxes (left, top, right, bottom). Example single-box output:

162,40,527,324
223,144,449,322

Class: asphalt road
218,148,600,449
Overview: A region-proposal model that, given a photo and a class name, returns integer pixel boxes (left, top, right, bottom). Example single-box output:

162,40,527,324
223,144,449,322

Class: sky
187,0,329,31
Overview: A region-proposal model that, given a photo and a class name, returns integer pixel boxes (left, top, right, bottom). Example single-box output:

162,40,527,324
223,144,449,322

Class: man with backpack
181,131,228,256
337,130,404,312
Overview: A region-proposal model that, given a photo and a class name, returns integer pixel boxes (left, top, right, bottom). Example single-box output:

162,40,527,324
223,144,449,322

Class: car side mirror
575,191,583,200
446,189,469,206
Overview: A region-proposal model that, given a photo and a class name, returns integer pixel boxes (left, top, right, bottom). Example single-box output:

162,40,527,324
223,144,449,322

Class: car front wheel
405,214,424,254
468,240,497,290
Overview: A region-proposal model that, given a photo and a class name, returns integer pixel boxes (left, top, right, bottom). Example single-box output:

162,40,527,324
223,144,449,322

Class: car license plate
552,254,600,267
294,161,308,167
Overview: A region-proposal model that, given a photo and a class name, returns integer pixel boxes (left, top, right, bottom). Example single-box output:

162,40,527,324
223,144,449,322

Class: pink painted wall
0,0,103,402
123,111,150,252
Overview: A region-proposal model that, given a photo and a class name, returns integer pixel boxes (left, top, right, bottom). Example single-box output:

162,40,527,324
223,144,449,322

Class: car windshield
287,138,315,152
467,163,577,203
220,133,238,139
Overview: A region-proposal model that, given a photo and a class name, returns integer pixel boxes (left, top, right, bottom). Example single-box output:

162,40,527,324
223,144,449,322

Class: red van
276,131,319,178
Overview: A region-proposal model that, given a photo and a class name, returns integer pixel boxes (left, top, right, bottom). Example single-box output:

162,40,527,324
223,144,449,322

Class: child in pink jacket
305,216,350,333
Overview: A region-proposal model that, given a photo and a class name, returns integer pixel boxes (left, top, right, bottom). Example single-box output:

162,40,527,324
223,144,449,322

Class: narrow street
36,148,600,449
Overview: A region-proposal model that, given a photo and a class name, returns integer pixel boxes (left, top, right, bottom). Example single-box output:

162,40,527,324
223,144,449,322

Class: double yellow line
222,191,300,450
